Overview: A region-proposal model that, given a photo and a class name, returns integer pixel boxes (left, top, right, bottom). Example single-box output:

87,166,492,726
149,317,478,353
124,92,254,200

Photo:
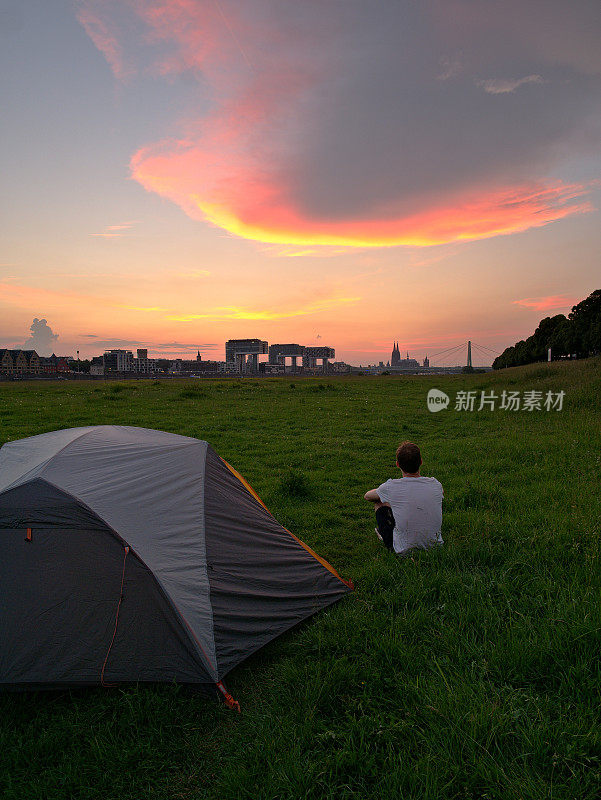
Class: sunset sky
1,1,600,365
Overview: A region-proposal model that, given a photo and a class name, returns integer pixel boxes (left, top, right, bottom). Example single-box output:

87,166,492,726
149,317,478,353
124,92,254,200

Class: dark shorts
375,505,395,551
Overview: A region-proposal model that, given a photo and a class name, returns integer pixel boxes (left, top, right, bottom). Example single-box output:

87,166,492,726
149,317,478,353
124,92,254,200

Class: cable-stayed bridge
427,340,500,368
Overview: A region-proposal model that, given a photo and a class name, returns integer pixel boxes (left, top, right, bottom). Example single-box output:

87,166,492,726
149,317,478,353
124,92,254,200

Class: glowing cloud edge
130,145,593,248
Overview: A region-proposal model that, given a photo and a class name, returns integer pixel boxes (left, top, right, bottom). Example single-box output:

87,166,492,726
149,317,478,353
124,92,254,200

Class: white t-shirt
376,476,443,555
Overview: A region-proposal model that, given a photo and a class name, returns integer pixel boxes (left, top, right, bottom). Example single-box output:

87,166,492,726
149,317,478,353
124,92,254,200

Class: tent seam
31,476,218,682
0,427,97,493
0,427,202,495
219,456,352,588
199,443,219,679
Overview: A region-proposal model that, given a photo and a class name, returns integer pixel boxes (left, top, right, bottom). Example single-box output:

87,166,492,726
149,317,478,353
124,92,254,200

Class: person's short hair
396,441,422,473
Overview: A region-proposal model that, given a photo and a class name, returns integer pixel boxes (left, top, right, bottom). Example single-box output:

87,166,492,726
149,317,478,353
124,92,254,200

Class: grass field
1,359,600,800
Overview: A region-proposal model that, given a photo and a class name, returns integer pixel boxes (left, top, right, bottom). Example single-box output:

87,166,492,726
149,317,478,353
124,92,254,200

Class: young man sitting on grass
364,441,443,556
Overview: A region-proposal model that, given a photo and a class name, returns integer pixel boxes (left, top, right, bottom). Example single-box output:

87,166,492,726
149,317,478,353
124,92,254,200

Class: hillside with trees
493,289,601,369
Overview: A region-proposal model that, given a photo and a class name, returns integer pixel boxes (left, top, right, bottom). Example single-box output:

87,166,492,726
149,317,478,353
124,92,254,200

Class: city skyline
1,2,600,365
1,316,494,368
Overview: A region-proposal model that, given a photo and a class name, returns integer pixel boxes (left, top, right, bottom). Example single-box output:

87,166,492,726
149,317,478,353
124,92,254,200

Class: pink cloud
512,295,578,311
132,141,593,245
76,2,133,80
89,221,138,238
77,1,600,249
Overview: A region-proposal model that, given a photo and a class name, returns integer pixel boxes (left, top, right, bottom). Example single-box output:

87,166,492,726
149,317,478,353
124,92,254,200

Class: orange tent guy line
220,458,353,589
216,680,241,712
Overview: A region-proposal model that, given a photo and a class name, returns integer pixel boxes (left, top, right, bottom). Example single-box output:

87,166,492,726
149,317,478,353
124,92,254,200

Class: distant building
170,359,195,373
331,361,351,373
134,348,156,374
90,356,104,376
197,360,221,373
103,349,134,373
423,355,430,368
92,347,223,376
0,349,41,375
389,342,419,370
268,343,304,372
169,357,222,375
262,362,285,375
39,354,70,374
303,346,335,373
225,339,268,373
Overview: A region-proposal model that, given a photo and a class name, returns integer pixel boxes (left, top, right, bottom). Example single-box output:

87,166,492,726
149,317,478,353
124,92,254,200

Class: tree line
493,289,601,370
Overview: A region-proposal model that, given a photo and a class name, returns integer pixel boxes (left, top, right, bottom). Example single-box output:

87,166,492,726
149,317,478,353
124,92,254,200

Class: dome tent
0,426,352,703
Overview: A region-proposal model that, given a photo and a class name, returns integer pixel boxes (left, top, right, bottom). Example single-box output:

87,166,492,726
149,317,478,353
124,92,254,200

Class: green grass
1,359,600,799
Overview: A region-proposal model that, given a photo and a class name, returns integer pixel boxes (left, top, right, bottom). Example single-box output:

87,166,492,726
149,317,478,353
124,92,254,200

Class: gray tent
0,426,351,703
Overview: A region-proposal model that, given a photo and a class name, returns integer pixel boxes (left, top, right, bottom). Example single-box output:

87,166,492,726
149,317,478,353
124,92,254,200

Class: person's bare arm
364,489,381,502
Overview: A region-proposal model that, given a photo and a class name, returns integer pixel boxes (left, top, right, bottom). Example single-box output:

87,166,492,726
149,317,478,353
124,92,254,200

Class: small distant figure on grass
364,441,443,556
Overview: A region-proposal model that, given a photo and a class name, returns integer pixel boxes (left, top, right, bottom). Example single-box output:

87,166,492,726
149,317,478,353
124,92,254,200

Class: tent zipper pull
25,528,32,542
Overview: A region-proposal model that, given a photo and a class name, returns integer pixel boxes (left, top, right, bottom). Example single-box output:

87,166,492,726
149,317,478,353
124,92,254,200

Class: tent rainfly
0,426,352,706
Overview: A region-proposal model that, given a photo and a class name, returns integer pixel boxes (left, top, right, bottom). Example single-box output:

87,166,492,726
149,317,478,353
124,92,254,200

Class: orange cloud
1,279,356,327
512,295,578,311
167,296,360,322
90,221,138,239
0,280,161,317
132,142,593,246
116,304,165,312
0,281,90,309
175,269,212,278
260,246,354,258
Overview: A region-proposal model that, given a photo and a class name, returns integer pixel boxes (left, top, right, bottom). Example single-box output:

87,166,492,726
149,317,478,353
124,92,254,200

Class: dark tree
569,289,601,357
493,290,600,368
